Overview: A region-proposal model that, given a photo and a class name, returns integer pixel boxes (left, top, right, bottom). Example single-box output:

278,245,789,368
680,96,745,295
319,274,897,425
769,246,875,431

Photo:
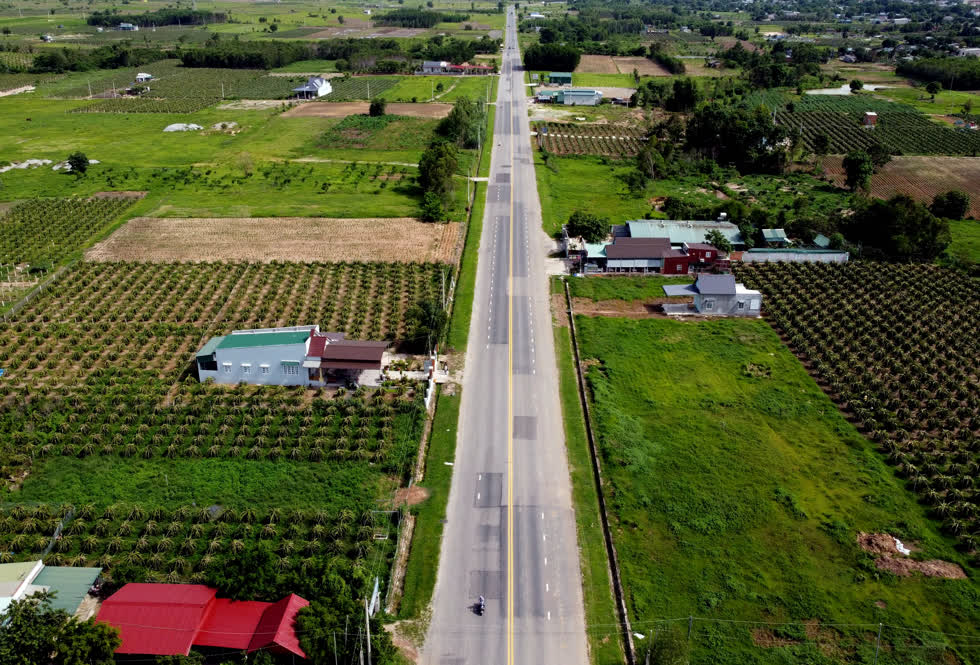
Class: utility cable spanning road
423,8,589,665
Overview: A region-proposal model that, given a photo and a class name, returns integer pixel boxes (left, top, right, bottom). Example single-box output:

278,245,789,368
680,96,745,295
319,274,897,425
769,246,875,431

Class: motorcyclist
478,595,486,614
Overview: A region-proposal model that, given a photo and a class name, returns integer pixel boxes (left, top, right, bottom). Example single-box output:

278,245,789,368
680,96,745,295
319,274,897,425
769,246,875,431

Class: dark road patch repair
478,523,502,544
475,473,503,507
513,415,537,440
495,172,511,184
470,570,504,599
513,296,533,374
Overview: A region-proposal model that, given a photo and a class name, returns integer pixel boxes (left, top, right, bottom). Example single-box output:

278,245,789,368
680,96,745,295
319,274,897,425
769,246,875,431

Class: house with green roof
195,326,389,387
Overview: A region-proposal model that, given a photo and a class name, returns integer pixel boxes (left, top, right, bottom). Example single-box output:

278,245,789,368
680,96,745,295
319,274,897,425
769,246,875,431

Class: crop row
0,503,400,581
534,122,646,157
319,76,401,101
0,195,140,267
736,262,980,554
776,110,980,155
0,260,445,401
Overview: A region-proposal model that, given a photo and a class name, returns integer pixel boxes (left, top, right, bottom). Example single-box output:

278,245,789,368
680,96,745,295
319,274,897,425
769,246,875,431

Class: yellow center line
506,48,516,665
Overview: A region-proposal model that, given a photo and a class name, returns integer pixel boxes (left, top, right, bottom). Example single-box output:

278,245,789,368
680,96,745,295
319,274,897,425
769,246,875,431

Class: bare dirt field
823,156,980,218
86,217,462,264
576,55,619,74
612,56,672,76
282,102,453,118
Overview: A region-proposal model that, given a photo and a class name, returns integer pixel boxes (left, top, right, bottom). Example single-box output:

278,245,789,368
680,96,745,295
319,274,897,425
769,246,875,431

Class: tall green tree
66,152,88,177
704,229,733,254
404,297,448,353
418,142,458,207
0,592,120,665
565,210,608,243
845,195,950,261
930,190,970,219
842,150,873,193
436,97,485,148
205,542,282,601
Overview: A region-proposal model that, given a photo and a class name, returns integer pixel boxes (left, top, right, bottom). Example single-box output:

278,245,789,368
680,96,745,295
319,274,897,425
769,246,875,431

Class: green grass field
948,219,980,264
573,316,979,663
553,310,625,665
571,73,637,88
567,275,694,301
873,86,980,116
379,76,496,103
534,154,652,236
271,59,339,73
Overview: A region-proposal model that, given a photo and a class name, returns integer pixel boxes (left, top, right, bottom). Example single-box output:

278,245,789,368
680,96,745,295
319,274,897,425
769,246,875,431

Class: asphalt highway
422,8,590,665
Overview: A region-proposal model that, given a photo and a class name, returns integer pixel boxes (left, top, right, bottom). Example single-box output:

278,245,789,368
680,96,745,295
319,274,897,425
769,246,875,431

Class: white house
135,73,153,83
662,274,762,316
117,22,139,31
561,88,603,106
293,77,332,99
195,325,388,387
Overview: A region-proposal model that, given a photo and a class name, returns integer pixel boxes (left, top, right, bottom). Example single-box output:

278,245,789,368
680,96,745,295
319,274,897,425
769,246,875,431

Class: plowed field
575,55,618,74
822,156,980,218
86,216,461,263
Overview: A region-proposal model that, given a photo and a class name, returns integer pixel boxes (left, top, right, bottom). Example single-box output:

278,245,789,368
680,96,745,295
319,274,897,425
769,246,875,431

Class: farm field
376,75,496,103
533,121,646,157
574,54,620,74
534,154,653,235
571,73,637,88
747,93,980,155
949,220,980,264
736,262,980,553
322,76,402,101
86,216,462,263
284,101,452,119
611,56,672,76
573,314,980,663
821,156,980,219
0,257,437,582
0,194,142,267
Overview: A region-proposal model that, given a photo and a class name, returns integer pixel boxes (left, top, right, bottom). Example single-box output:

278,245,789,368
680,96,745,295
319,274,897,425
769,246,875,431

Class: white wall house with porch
196,325,388,387
663,274,762,316
293,77,332,99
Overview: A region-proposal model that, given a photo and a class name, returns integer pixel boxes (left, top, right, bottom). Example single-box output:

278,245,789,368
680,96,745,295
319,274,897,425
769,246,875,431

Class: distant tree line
87,8,226,28
647,43,685,75
31,43,167,73
179,40,312,69
523,42,581,71
897,57,980,90
719,41,827,89
376,8,469,28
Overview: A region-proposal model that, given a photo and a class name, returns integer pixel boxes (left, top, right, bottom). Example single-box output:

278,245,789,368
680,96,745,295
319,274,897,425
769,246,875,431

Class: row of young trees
418,97,486,221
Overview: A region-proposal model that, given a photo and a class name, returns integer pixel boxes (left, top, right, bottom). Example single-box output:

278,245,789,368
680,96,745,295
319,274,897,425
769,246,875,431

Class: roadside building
195,325,388,387
563,226,726,274
561,88,602,105
97,583,308,659
293,76,332,99
662,274,762,316
117,22,139,31
762,228,789,247
548,72,573,85
613,218,745,249
0,561,102,617
740,248,849,263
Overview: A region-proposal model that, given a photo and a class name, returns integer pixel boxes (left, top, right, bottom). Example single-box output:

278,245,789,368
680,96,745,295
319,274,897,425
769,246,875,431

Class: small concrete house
195,325,388,387
863,111,878,127
421,60,450,74
762,228,789,247
117,22,139,31
293,77,332,99
135,73,153,83
561,88,602,106
663,274,762,316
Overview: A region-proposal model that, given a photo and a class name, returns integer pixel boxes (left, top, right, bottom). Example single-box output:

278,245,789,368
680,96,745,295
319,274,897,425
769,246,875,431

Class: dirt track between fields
282,102,453,118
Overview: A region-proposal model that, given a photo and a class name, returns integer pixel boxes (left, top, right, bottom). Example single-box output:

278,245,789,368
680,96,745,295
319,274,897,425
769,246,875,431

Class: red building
97,583,309,659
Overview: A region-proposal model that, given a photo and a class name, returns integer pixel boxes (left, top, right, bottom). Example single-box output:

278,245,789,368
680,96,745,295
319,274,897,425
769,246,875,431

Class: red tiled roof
307,333,388,369
97,584,217,656
604,237,671,259
196,598,269,649
685,243,717,250
97,584,309,659
248,594,310,658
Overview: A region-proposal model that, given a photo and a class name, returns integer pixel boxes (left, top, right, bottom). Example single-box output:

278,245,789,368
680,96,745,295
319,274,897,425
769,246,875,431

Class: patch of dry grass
86,216,461,263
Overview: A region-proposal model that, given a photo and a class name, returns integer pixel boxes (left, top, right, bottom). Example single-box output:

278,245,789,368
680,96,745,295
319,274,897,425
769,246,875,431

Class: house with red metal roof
96,583,308,659
195,325,389,387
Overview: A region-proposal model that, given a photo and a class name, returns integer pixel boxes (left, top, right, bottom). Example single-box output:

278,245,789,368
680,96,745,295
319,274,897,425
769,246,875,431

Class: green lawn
379,76,496,103
574,316,979,663
534,154,652,236
13,457,386,514
873,86,980,116
271,59,338,73
399,387,461,618
567,275,694,302
948,219,980,264
553,309,624,665
571,73,637,88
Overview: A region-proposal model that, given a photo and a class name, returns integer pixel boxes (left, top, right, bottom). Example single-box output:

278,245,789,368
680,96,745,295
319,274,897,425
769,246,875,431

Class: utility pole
333,632,338,665
364,598,372,665
873,623,882,665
